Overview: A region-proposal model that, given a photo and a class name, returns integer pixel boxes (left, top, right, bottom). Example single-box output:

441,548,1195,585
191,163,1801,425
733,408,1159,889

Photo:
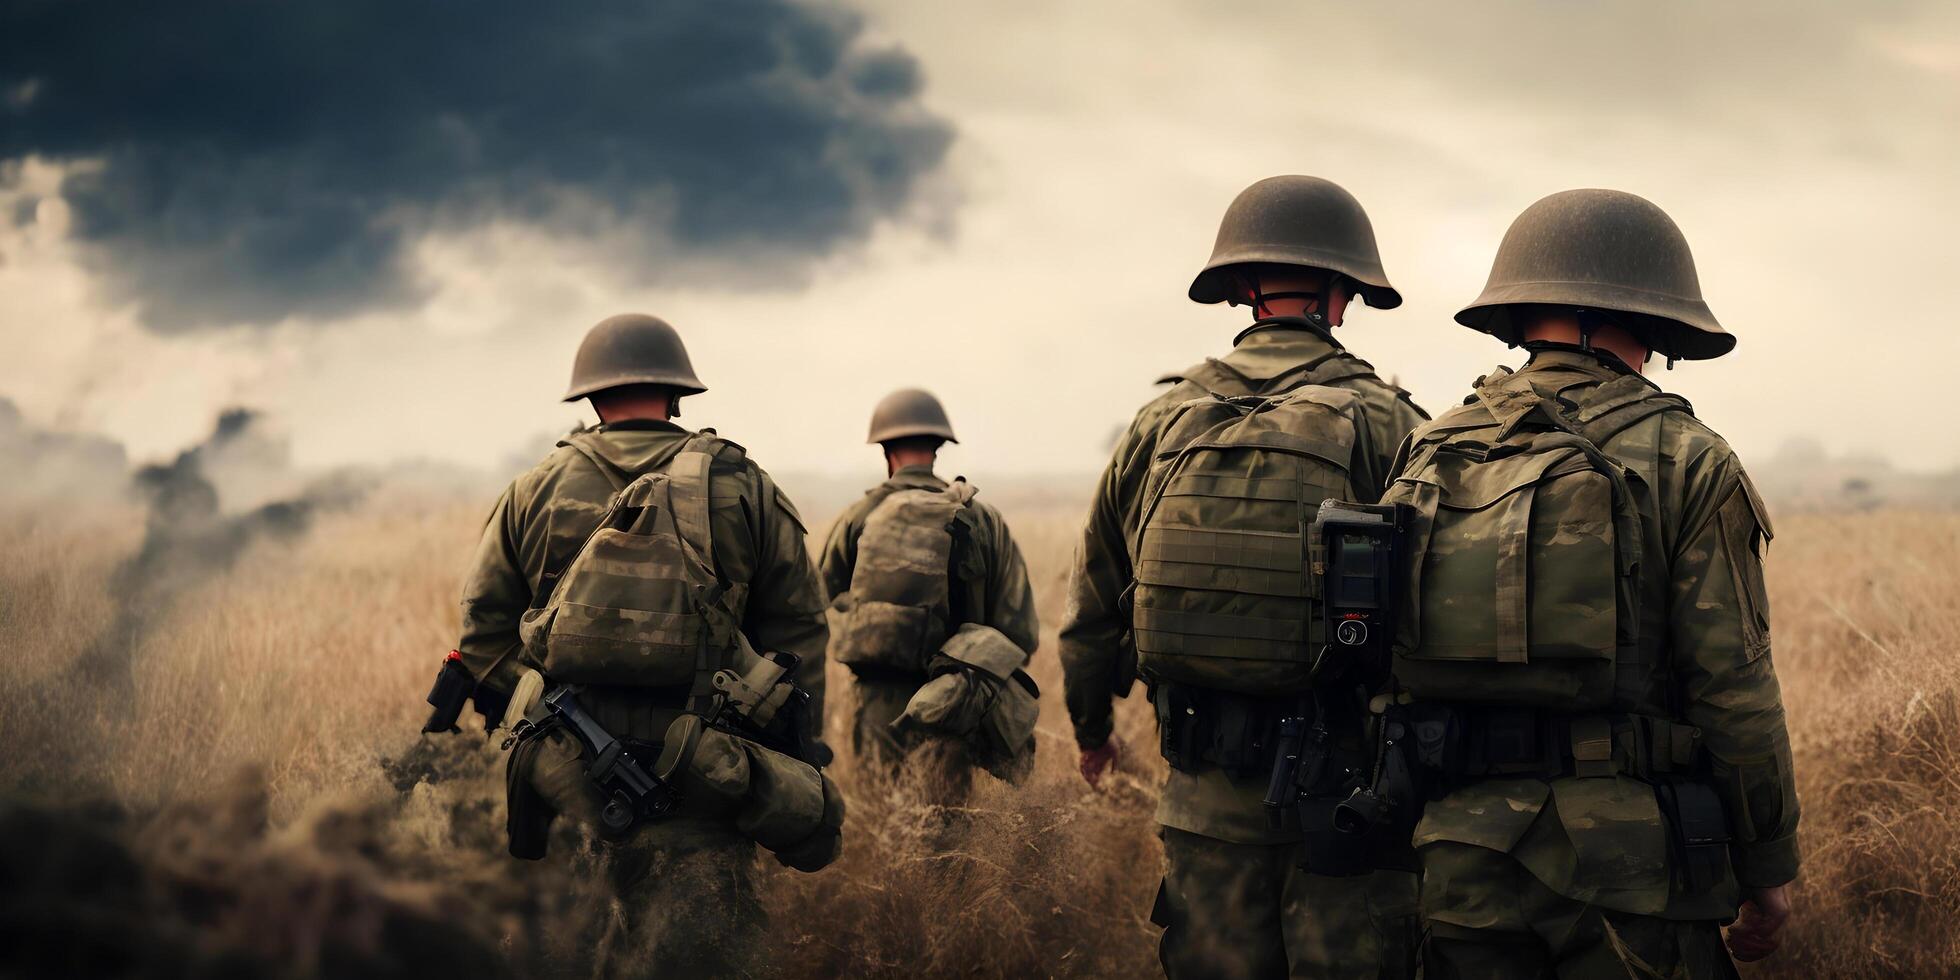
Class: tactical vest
1130,354,1372,696
517,433,743,687
1383,368,1690,711
831,480,982,675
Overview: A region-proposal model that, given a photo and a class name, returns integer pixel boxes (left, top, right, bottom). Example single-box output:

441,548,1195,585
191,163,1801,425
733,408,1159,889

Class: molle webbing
1129,385,1362,695
1385,369,1651,711
520,434,740,688
830,480,977,675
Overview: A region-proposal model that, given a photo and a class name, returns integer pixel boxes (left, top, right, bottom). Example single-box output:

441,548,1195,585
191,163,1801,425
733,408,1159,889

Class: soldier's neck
886,453,938,478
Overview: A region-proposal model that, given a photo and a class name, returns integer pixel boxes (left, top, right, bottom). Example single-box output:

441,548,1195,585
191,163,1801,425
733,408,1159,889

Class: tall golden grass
0,492,1955,977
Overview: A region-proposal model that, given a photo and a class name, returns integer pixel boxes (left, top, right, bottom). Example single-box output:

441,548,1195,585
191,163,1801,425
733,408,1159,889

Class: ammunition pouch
1398,704,1701,789
1153,682,1294,776
1656,778,1731,895
658,714,845,872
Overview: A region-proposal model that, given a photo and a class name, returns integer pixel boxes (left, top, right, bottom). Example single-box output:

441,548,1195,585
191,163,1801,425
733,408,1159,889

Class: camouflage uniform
1060,318,1428,979
1400,346,1798,978
456,419,828,977
818,463,1039,777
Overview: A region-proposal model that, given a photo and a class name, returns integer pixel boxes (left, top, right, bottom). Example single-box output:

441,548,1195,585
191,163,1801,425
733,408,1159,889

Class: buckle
1570,716,1615,778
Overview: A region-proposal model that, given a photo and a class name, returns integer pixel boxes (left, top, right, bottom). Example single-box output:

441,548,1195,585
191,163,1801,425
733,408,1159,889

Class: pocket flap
1425,445,1593,511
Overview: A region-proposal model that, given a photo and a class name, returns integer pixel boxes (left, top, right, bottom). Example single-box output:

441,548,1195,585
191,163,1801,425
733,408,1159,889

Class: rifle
531,685,681,838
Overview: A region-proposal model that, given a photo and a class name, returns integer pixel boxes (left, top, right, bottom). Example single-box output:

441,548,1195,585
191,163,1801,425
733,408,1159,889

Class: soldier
1379,189,1798,976
451,313,837,976
1059,175,1428,979
818,388,1040,795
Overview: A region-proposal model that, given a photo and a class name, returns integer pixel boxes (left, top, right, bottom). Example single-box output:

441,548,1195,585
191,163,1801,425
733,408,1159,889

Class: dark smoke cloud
0,0,955,330
77,408,367,686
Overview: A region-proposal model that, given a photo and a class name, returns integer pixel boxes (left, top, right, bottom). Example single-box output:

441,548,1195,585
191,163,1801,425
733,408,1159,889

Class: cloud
0,0,954,331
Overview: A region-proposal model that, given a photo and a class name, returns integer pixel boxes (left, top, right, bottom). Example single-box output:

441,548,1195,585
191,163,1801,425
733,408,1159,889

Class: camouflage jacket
818,464,1040,661
456,420,830,741
1402,346,1799,916
1059,318,1428,843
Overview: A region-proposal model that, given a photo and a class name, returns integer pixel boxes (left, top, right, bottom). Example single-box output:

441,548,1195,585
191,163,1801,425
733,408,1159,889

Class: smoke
76,408,368,686
0,0,955,331
0,397,127,504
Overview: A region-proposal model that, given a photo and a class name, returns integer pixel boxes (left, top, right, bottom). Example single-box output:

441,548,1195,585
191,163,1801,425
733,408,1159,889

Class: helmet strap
1246,270,1342,329
1574,308,1602,352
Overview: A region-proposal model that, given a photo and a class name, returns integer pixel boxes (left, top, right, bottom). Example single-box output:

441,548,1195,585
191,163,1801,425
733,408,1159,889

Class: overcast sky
3,0,1956,485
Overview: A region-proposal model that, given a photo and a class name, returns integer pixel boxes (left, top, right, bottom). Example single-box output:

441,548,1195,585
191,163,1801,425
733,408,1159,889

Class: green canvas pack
893,624,1041,783
831,481,980,674
517,433,739,687
1383,369,1682,709
1130,383,1366,695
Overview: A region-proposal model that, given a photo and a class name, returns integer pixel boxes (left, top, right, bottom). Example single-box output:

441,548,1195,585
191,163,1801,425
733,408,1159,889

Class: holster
1656,778,1731,895
504,730,555,860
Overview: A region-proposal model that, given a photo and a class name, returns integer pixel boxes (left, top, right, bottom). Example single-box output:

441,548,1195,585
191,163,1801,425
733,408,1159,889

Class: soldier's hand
1079,736,1122,788
1725,884,1792,962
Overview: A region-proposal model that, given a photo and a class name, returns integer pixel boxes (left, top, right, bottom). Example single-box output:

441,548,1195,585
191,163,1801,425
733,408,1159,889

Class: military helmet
562,314,708,401
867,388,958,445
1456,189,1733,360
1188,175,1402,310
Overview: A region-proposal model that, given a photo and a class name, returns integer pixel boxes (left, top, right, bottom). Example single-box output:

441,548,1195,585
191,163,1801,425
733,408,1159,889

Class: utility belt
1395,703,1702,786
1387,703,1731,895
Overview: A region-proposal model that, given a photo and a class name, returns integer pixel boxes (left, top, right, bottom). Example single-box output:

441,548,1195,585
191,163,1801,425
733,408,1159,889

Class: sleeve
456,482,532,694
745,474,833,740
1669,459,1800,889
816,499,865,603
1058,413,1155,750
982,509,1041,657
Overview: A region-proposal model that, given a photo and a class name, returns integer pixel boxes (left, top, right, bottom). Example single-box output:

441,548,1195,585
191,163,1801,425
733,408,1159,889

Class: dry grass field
1,488,1956,978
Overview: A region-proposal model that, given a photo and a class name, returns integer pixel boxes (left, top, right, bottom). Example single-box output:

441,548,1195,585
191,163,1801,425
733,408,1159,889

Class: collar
885,463,945,489
595,418,687,433
1520,342,1642,380
1233,315,1345,350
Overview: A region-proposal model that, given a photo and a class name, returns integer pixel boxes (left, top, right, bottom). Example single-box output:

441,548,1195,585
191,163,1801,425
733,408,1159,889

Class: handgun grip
422,653,475,733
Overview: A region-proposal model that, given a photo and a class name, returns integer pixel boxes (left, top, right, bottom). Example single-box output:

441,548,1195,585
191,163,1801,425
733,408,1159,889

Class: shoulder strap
663,433,725,577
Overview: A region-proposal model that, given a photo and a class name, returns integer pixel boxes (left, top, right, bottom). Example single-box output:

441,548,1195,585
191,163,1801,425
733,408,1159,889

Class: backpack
830,480,982,675
1382,369,1686,709
516,433,741,687
1130,382,1370,695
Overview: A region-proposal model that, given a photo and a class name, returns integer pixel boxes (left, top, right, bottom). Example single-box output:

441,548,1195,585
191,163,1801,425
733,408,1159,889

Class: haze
2,0,1955,484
